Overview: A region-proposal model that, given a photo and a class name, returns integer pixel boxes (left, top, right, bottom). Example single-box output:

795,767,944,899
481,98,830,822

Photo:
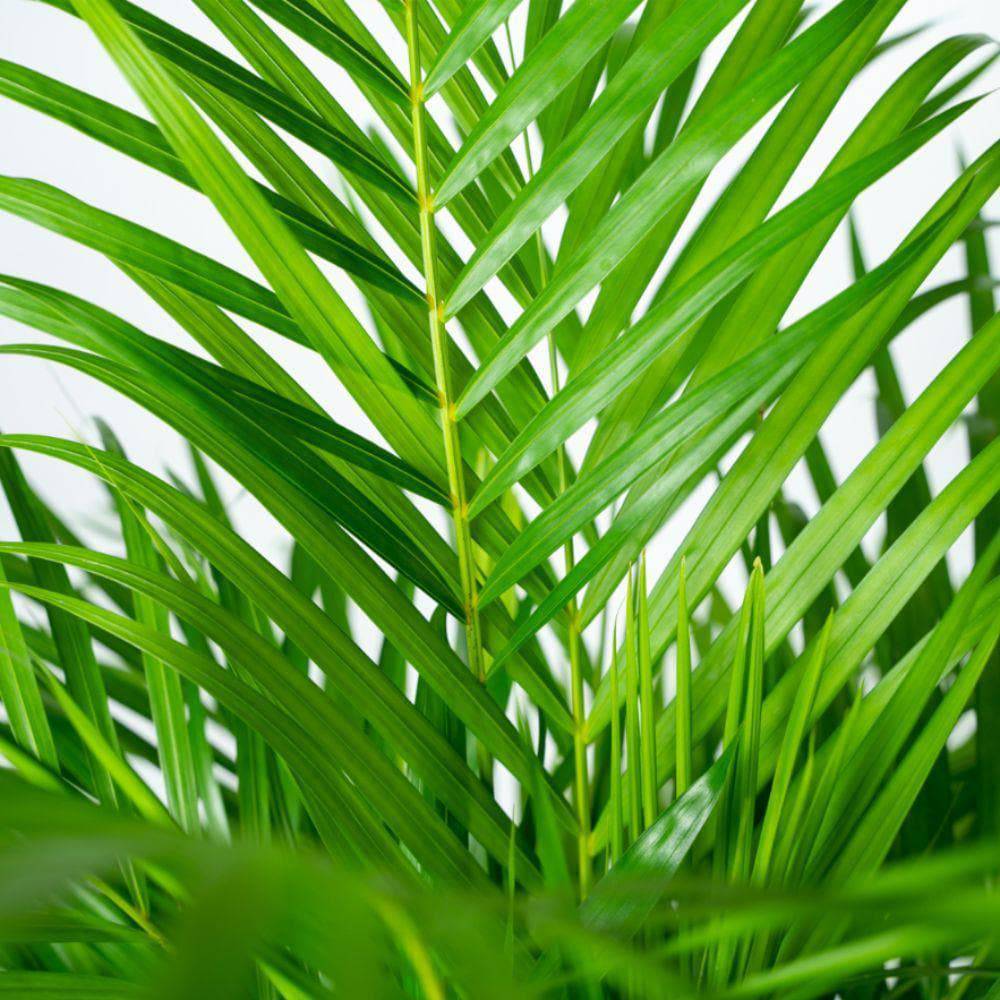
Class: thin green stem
624,567,642,846
562,522,590,896
637,553,657,828
674,556,693,983
89,877,167,949
405,0,484,682
609,626,624,866
569,606,590,897
675,556,693,798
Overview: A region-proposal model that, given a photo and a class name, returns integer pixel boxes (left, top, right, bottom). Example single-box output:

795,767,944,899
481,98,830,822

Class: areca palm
0,0,998,995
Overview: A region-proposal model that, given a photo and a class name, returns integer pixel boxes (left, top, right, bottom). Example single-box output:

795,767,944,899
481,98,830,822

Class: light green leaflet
454,0,874,413
468,101,973,512
40,0,413,202
247,0,409,106
0,542,537,883
424,0,522,96
0,0,997,989
435,0,644,206
582,31,989,477
0,59,419,300
589,359,1000,846
68,0,447,486
0,559,58,771
0,434,569,833
447,0,751,313
477,155,957,668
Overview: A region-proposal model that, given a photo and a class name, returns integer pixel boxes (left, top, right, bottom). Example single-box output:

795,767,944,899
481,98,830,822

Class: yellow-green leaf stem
405,0,484,682
637,553,657,828
608,628,624,866
624,567,643,846
675,556,693,799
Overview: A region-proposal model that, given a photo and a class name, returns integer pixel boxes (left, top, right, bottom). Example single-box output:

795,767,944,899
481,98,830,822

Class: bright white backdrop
1,0,998,643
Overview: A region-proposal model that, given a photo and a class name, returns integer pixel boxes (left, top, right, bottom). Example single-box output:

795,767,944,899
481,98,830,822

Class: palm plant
0,0,998,995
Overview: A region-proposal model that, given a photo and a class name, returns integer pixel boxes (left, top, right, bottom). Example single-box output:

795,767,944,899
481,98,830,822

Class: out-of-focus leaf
584,747,734,932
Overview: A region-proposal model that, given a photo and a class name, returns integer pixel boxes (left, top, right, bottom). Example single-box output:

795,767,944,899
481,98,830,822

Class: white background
1,0,998,640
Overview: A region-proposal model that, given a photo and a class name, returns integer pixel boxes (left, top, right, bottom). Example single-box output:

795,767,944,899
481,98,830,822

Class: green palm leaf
0,0,997,992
